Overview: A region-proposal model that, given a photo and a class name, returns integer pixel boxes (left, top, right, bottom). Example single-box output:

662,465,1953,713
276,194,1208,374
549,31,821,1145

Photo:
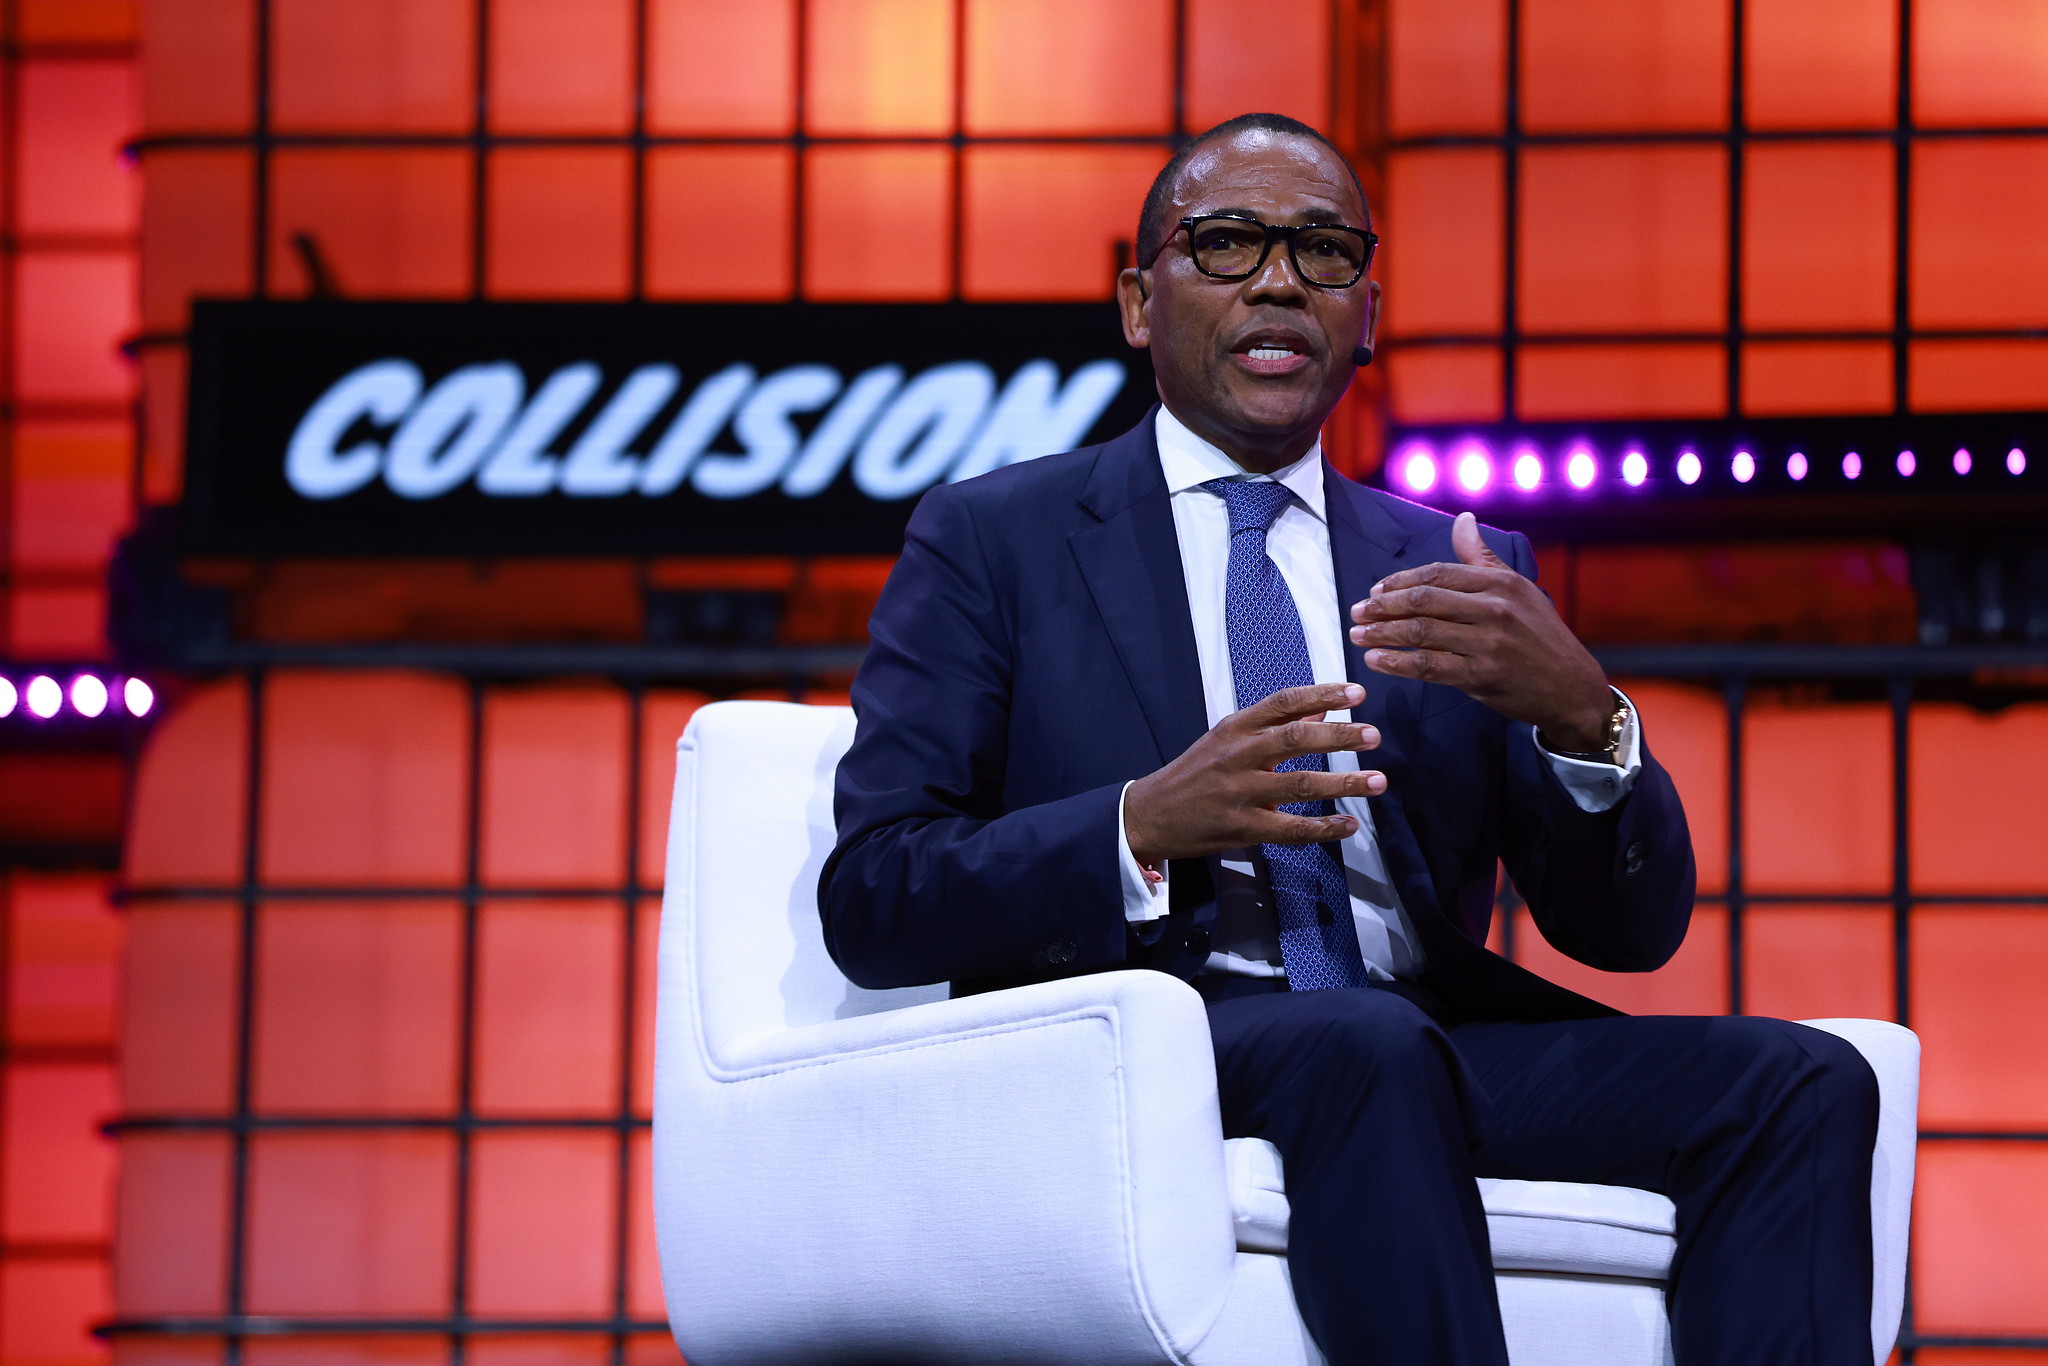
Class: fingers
1256,810,1366,846
1240,681,1363,731
1452,510,1509,568
1364,560,1504,602
1352,583,1491,625
1363,647,1472,686
1260,718,1382,762
1348,615,1483,653
1266,767,1387,804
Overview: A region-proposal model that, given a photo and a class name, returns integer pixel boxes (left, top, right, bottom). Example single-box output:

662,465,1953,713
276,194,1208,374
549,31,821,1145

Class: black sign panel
183,300,1154,555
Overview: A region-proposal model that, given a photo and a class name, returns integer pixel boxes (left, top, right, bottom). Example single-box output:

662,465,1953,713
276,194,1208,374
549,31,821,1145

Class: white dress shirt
1115,405,1642,980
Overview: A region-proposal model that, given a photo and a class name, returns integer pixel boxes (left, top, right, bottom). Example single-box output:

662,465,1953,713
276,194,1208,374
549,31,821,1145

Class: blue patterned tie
1204,478,1371,991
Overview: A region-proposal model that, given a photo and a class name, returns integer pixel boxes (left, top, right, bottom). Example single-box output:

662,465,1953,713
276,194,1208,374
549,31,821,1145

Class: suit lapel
1323,467,1447,920
1069,415,1209,768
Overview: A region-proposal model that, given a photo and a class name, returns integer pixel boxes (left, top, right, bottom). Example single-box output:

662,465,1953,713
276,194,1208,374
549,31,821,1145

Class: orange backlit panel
488,0,634,135
646,0,797,135
2,1063,117,1242
1743,142,1894,331
13,255,139,402
964,0,1174,135
270,0,477,133
1386,0,1506,136
119,903,239,1117
1915,908,2048,1130
1909,339,2048,412
1521,0,1731,132
1383,149,1504,338
468,1132,617,1317
1743,905,1896,1023
801,145,952,300
1513,904,1731,1015
1741,341,1894,416
259,673,469,888
1914,0,2048,127
246,1132,456,1316
961,145,1163,301
1911,139,2048,330
1183,0,1333,132
140,0,252,133
486,148,634,300
268,149,474,299
1745,0,1898,130
10,422,132,572
474,901,623,1117
481,687,631,887
252,901,463,1116
1386,346,1504,423
112,1134,232,1316
139,149,254,333
645,148,796,300
807,0,954,136
1914,1143,2048,1334
1911,702,2048,894
18,60,138,234
1743,701,1892,895
1517,342,1724,419
1519,145,1727,335
6,875,122,1048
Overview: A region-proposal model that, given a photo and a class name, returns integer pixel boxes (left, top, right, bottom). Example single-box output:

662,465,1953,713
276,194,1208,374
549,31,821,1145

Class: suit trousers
1203,980,1882,1366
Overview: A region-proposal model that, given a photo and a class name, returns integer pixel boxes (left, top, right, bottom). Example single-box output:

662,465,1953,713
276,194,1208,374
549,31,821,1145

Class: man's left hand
1349,511,1614,751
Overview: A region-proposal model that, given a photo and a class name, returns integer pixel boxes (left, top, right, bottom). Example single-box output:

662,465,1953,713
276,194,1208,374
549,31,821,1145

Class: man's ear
1357,278,1382,366
1116,267,1152,350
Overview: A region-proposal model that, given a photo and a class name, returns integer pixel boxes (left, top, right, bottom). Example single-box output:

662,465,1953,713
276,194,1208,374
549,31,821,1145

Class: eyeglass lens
1188,219,1369,286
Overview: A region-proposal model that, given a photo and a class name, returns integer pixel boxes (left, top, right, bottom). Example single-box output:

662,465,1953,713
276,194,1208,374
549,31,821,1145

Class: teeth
1248,346,1296,361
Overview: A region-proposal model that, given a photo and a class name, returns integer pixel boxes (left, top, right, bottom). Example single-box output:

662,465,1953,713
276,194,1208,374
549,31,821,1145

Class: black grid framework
100,1,2048,1362
1379,0,2048,421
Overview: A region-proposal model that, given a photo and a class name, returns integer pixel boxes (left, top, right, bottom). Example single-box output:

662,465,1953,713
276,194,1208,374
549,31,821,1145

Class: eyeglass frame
1141,213,1380,290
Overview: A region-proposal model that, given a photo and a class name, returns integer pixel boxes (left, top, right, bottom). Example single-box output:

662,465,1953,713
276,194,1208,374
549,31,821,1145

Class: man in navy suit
821,113,1881,1365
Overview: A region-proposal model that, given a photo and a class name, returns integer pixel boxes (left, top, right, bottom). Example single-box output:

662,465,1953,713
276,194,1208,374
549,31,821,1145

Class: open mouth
1231,333,1314,375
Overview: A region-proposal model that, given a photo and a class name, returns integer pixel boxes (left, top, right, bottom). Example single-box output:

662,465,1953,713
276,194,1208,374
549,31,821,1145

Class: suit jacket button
1184,926,1212,954
1624,840,1647,876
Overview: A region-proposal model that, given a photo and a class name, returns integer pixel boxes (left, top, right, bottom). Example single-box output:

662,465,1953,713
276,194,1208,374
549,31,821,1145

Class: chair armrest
1799,1018,1920,1366
656,969,1239,1366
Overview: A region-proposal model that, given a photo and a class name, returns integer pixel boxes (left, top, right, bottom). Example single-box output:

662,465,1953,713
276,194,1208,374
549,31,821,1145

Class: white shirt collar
1154,404,1328,523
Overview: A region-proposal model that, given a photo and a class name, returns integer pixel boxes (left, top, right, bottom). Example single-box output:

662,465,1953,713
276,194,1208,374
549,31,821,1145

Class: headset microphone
1353,345,1374,367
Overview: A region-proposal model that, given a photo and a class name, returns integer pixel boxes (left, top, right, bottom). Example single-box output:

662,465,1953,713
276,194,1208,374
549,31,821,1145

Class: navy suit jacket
820,414,1696,1023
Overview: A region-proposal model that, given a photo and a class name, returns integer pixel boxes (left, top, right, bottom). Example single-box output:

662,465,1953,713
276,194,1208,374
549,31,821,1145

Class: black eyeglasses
1147,214,1379,289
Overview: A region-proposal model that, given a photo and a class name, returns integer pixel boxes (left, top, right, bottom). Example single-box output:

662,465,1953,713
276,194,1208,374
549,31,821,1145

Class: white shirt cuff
1535,686,1643,814
1117,781,1171,922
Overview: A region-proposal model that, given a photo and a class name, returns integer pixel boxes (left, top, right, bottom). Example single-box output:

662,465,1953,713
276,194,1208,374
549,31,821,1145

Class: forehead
1170,130,1367,225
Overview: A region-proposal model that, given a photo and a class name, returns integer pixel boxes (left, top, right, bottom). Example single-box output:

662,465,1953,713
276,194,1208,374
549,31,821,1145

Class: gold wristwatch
1543,689,1630,765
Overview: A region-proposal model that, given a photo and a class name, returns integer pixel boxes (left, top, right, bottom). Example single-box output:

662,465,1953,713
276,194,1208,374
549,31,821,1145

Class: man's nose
1241,239,1309,305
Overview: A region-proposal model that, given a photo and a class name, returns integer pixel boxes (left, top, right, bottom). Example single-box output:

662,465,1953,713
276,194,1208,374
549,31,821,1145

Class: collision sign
182,300,1152,555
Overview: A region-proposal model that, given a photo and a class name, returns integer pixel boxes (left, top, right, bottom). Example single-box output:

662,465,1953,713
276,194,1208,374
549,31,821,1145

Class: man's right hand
1122,682,1385,866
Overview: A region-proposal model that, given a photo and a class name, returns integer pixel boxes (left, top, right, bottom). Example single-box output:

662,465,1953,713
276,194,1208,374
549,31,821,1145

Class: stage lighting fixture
124,677,156,717
1565,447,1596,489
1621,450,1647,486
1844,451,1863,480
2011,448,2028,476
71,674,108,718
1954,448,1972,475
0,678,15,718
1676,450,1702,485
1452,440,1492,494
1732,450,1756,483
1787,451,1808,481
1897,450,1916,477
1396,442,1438,494
26,675,60,719
1511,447,1542,491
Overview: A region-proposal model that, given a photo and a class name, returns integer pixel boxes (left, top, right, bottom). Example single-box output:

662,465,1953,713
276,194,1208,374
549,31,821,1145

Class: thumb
1452,511,1506,568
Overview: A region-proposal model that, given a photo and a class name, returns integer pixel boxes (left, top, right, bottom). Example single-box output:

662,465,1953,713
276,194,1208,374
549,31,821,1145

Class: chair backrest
662,700,947,1056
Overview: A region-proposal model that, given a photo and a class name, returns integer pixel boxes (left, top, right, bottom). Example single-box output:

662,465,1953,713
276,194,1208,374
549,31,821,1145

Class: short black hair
1135,113,1369,266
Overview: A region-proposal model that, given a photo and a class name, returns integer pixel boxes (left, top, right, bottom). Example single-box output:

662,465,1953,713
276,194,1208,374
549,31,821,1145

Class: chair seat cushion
1224,1137,1678,1281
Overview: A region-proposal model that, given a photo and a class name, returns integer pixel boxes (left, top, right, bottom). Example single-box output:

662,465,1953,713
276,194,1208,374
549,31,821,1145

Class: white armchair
653,701,1920,1365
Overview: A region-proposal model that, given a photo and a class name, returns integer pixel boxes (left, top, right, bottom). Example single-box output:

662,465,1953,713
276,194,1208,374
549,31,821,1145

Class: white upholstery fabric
652,701,1920,1366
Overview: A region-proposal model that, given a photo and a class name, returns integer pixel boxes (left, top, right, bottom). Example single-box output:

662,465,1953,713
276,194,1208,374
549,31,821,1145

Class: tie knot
1203,477,1295,535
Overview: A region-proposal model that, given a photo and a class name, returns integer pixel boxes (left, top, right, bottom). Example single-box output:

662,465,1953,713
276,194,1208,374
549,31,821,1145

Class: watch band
1545,689,1629,764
